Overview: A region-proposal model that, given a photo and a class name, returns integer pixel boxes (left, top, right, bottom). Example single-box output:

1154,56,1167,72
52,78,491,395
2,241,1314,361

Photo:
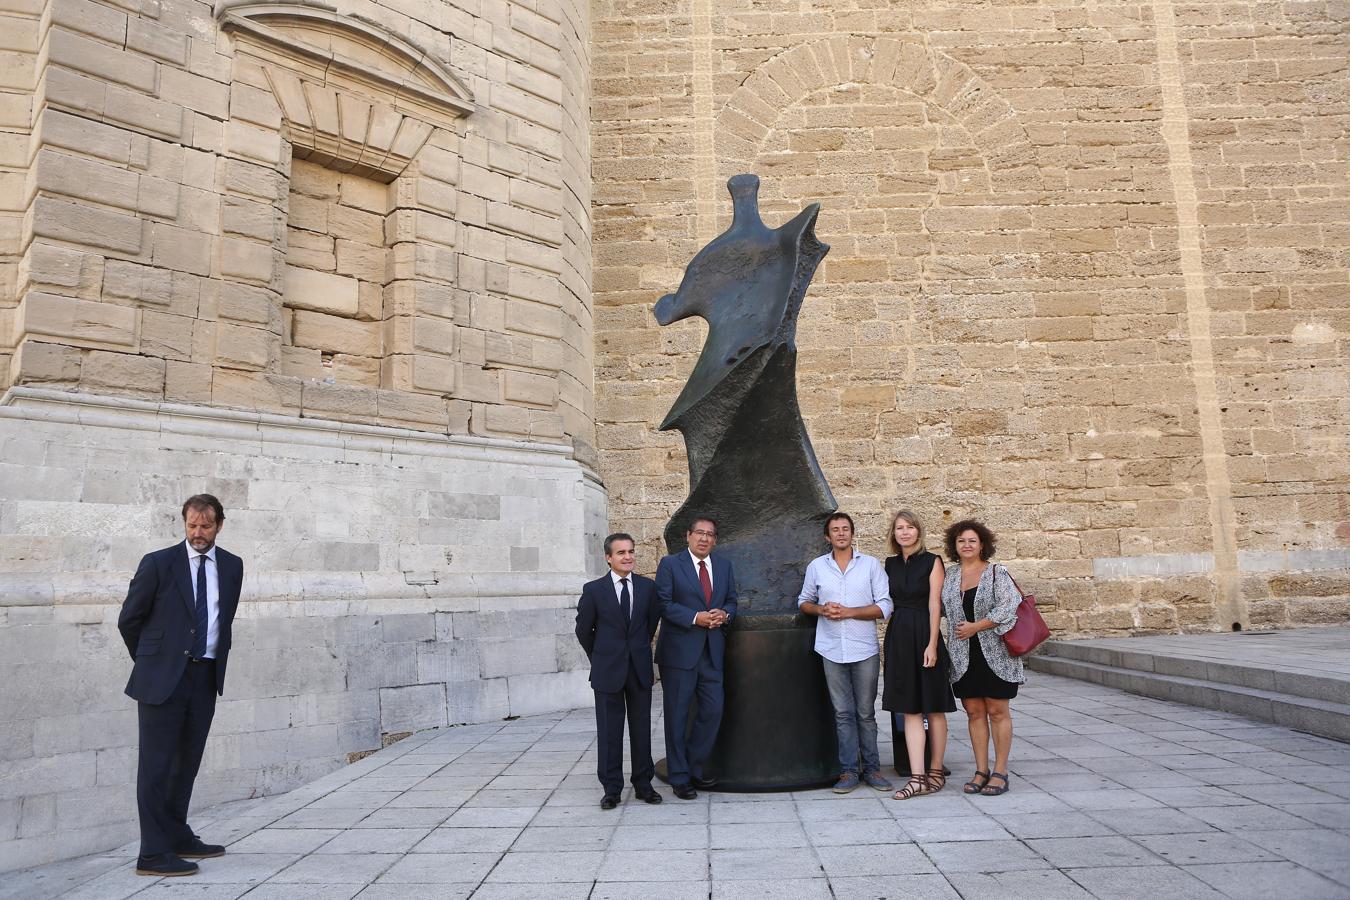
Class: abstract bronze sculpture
654,174,840,789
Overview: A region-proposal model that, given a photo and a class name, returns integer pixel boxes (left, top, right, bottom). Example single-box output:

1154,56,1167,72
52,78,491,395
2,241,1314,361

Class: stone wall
1,0,593,459
0,388,603,870
592,0,1350,634
0,0,601,871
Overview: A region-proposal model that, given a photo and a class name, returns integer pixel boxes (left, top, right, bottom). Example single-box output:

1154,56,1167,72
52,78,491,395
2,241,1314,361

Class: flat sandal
892,774,928,801
981,771,1010,796
962,770,990,794
925,768,947,794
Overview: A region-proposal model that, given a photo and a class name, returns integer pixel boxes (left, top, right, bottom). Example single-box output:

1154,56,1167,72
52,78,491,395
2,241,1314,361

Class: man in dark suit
575,532,664,809
654,514,738,799
118,494,243,877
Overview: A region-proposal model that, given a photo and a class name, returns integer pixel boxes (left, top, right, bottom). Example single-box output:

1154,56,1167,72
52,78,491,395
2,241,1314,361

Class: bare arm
924,556,943,667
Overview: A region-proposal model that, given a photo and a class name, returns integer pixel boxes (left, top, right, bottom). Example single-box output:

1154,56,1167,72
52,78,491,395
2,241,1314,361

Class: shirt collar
688,549,710,569
609,569,630,587
822,549,869,572
185,540,217,563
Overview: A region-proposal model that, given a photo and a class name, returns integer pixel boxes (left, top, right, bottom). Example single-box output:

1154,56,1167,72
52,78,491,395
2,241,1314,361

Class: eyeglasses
690,529,717,539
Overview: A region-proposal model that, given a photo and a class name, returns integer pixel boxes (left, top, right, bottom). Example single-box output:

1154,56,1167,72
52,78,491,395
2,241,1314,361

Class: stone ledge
0,387,579,469
1092,550,1350,580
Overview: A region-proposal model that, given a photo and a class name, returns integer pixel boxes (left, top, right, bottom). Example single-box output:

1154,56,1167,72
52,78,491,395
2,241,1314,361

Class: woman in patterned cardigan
941,520,1025,796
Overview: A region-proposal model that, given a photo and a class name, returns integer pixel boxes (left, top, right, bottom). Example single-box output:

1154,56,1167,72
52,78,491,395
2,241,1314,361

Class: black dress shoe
634,787,663,804
600,795,620,810
672,783,698,800
691,775,718,790
175,838,226,860
136,853,199,877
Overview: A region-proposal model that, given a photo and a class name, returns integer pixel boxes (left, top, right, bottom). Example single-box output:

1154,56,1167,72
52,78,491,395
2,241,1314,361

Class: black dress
881,551,956,715
952,587,1019,700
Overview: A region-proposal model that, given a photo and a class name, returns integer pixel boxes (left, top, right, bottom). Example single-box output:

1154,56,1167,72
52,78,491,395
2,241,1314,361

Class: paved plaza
7,671,1350,900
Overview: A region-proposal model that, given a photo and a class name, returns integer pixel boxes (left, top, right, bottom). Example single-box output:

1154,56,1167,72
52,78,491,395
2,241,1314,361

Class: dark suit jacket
118,542,243,704
654,552,738,671
575,572,660,693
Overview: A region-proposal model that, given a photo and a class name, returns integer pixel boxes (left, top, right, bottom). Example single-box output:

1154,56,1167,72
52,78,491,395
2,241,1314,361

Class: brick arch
715,36,1035,184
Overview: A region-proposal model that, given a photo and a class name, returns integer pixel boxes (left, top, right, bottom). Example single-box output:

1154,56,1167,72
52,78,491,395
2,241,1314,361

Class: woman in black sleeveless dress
881,510,955,800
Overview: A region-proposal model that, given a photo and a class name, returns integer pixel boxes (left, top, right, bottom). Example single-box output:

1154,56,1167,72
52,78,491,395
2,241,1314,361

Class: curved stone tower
0,0,598,870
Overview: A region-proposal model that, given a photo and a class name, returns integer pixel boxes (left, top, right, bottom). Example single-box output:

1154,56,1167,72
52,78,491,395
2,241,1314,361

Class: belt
187,656,215,664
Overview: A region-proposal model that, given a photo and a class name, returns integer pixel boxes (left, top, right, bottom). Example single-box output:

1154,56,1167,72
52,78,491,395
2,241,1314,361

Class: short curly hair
943,519,996,562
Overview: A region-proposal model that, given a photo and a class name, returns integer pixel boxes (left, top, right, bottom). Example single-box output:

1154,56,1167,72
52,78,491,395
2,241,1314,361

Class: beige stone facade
592,0,1349,635
0,0,600,869
1,0,593,458
0,0,1348,872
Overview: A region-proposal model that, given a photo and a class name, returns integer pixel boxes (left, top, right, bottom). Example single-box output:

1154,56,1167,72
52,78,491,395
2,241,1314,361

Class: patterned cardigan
941,562,1026,686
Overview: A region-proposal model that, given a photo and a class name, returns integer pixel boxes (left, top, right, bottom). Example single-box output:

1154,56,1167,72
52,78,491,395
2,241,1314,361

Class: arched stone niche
213,1,473,400
217,1,473,181
715,36,1035,193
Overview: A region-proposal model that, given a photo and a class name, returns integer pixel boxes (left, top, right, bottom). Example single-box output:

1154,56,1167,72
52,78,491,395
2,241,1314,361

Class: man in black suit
575,532,664,809
118,494,243,877
654,515,737,799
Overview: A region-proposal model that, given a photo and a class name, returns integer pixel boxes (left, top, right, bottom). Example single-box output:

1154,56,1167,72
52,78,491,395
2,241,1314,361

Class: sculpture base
656,611,839,792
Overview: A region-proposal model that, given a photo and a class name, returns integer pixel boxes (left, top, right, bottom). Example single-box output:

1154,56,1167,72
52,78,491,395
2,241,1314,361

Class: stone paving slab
5,672,1350,899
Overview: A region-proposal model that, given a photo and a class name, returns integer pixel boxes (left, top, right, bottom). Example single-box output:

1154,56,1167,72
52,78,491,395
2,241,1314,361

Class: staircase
1026,629,1350,743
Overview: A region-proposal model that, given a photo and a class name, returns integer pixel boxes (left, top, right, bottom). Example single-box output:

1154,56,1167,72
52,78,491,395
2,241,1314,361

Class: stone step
1035,637,1348,706
1026,651,1350,743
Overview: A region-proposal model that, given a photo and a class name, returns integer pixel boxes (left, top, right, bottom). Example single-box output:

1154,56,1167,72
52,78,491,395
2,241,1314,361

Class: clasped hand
696,609,728,628
821,602,851,621
954,621,982,640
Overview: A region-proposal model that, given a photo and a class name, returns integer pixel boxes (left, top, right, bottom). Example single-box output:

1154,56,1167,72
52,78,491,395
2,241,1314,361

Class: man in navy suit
575,532,664,809
655,514,738,799
118,494,243,877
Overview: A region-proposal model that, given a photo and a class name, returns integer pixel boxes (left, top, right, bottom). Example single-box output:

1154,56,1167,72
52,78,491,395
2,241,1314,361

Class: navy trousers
137,659,217,857
594,659,655,797
660,646,723,787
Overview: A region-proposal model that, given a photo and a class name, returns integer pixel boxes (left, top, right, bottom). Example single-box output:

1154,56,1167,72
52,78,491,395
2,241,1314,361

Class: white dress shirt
185,540,221,658
797,550,893,664
609,570,633,609
687,550,712,591
687,550,715,626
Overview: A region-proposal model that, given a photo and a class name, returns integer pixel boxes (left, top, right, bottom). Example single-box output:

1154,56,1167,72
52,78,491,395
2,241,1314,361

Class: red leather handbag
998,566,1051,657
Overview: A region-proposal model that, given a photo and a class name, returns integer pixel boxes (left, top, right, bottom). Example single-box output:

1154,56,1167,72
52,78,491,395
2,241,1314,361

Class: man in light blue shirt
798,512,894,793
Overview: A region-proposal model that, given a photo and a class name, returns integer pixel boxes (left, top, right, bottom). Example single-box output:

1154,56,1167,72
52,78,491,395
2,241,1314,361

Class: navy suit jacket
575,572,660,693
654,552,738,671
118,542,243,704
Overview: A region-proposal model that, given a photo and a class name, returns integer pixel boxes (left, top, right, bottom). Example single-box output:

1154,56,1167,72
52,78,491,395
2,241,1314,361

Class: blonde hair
887,509,925,556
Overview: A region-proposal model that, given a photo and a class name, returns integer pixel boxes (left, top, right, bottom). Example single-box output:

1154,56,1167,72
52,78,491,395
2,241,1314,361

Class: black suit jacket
575,572,660,693
118,542,243,704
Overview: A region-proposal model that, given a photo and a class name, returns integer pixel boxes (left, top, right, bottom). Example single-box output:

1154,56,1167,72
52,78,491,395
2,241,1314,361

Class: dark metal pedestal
656,611,838,792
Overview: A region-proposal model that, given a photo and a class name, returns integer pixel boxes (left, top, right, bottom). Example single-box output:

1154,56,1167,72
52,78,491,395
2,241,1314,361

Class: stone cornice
0,388,578,469
216,2,473,120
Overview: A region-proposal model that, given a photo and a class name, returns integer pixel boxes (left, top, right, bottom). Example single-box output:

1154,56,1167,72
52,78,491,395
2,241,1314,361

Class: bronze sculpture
654,174,840,789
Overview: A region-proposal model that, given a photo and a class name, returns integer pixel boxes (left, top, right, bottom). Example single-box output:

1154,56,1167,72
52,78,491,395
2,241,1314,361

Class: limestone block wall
0,388,604,870
0,0,594,460
0,0,602,871
592,0,1349,635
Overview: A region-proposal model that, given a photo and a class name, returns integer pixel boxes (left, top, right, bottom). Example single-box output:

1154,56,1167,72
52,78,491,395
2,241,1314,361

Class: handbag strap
994,564,1026,599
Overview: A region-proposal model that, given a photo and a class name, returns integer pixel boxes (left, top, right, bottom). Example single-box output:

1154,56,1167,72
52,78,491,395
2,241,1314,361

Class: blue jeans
821,653,881,775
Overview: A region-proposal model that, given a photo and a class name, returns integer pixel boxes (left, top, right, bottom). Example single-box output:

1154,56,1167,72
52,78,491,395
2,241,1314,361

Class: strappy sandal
962,770,990,794
925,768,947,794
981,771,1010,795
892,774,928,801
